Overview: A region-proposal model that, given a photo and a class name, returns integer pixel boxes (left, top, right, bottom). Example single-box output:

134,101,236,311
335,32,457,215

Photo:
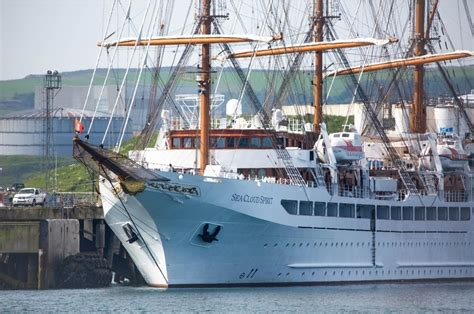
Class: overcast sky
1,0,473,81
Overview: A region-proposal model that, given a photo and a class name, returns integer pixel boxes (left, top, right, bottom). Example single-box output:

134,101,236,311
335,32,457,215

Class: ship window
342,133,350,138
449,207,460,221
403,207,413,220
281,200,297,215
194,137,200,148
238,137,249,148
262,137,272,148
391,206,401,220
309,151,314,161
377,205,389,220
327,203,338,217
356,204,374,219
226,137,236,148
299,201,313,216
257,169,266,178
172,137,180,148
215,137,225,148
183,137,193,148
250,137,261,148
314,202,325,216
461,207,470,220
334,134,340,138
438,207,448,220
415,207,425,221
426,207,436,220
339,203,355,218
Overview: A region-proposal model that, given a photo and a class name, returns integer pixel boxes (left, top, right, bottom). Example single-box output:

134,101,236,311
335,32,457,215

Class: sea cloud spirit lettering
231,193,273,205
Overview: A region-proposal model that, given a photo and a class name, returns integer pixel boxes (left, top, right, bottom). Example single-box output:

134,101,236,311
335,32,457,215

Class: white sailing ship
74,0,474,287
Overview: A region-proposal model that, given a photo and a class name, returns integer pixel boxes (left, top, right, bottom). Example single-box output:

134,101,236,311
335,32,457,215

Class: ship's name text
231,193,273,205
148,182,200,196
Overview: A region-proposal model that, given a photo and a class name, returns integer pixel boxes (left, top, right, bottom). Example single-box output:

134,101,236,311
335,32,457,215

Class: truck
12,188,46,207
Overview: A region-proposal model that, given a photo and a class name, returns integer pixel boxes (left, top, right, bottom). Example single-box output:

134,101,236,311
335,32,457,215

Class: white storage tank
393,104,410,134
0,108,132,156
434,105,468,136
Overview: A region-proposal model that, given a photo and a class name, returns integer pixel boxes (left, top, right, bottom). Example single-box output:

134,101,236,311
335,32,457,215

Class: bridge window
391,206,401,220
262,137,272,148
238,137,249,148
194,137,200,148
327,202,338,217
211,137,225,148
438,207,448,220
172,137,180,148
340,203,355,218
449,207,460,221
402,206,413,220
415,207,425,221
426,207,436,220
183,137,193,148
226,137,236,148
281,200,297,215
314,202,325,216
461,207,470,221
357,204,374,219
250,137,261,148
299,201,313,216
377,205,389,220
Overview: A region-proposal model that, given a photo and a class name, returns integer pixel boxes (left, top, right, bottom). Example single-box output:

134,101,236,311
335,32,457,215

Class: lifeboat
316,132,365,164
422,134,469,170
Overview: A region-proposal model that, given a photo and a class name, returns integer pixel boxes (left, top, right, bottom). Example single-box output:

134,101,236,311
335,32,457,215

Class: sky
0,0,473,81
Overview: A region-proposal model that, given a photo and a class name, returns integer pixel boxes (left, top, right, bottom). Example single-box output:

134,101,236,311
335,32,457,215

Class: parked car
12,188,46,207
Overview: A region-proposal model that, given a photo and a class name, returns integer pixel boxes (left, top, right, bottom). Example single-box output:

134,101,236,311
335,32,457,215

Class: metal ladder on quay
275,147,306,186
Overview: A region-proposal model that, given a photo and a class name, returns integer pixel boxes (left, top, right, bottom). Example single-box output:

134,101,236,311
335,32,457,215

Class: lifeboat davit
316,132,365,164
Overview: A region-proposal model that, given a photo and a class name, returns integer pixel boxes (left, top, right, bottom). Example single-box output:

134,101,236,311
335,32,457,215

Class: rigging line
80,0,117,124
135,21,202,150
212,1,242,100
101,0,154,145
87,0,133,136
235,0,275,115
116,0,162,151
100,167,168,284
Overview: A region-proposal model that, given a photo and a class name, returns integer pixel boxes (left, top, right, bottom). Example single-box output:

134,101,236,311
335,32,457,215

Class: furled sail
99,34,282,48
217,38,395,60
326,50,474,77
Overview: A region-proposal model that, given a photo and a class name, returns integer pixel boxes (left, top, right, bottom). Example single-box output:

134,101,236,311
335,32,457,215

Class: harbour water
2,282,474,312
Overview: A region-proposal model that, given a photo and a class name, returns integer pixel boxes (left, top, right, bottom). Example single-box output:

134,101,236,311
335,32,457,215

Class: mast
313,0,324,133
199,0,212,175
411,0,426,133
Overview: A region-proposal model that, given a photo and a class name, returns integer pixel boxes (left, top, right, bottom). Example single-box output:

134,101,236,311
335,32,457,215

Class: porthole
277,273,282,277
324,271,327,276
333,271,336,276
302,272,305,276
286,272,290,276
273,243,278,247
312,272,315,276
263,244,268,248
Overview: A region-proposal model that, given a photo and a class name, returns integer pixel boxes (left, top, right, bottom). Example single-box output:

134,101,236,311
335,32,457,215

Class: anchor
198,223,221,243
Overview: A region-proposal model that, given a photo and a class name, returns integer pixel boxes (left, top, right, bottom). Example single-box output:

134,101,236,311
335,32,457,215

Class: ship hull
100,172,474,287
